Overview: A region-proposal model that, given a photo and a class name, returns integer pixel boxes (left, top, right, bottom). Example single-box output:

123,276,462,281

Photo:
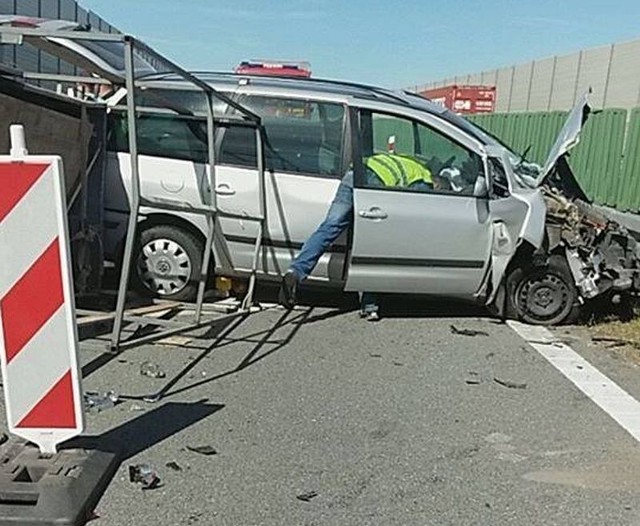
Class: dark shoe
279,271,298,309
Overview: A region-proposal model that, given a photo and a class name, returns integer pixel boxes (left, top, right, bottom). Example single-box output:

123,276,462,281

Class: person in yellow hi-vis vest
279,152,433,321
364,153,433,190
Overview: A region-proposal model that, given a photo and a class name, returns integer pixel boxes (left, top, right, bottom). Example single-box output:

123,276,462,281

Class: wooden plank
76,302,181,327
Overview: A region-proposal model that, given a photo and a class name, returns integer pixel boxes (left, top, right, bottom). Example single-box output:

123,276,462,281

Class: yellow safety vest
365,153,433,187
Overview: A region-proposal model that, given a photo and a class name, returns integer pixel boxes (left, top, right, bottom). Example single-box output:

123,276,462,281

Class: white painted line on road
509,320,640,444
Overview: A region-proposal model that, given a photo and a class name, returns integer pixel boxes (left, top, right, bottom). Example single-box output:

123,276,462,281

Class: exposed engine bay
543,185,640,301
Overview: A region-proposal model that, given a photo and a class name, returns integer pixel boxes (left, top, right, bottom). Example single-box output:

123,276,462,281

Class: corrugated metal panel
467,111,567,164
575,45,612,109
605,41,640,108
509,63,533,112
60,0,76,21
76,6,88,25
88,11,100,30
617,108,640,211
549,52,580,110
528,57,555,111
15,0,38,15
0,0,14,14
495,67,514,112
40,0,60,19
480,69,498,88
15,43,39,72
568,109,627,205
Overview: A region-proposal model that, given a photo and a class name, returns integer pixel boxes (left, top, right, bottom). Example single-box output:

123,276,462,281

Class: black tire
133,224,204,302
505,254,580,325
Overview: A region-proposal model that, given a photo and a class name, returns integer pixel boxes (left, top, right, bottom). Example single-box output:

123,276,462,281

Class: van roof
140,71,429,107
137,71,496,147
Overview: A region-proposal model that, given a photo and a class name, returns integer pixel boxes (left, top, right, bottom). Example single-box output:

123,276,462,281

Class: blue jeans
289,171,379,314
290,171,354,281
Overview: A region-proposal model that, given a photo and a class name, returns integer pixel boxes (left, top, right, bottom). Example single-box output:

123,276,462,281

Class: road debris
186,445,218,456
140,361,166,379
494,377,527,390
592,336,638,348
465,372,481,385
450,325,489,337
129,464,161,490
84,390,119,412
296,491,318,502
166,461,183,472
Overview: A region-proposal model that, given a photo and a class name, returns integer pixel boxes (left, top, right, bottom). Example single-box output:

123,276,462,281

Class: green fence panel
469,109,628,207
468,111,567,165
617,108,640,212
568,109,627,206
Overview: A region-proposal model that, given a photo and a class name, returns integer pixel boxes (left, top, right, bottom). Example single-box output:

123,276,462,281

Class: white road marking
509,320,640,443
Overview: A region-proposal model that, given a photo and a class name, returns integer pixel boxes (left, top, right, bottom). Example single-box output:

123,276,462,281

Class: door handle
215,184,236,196
358,207,388,220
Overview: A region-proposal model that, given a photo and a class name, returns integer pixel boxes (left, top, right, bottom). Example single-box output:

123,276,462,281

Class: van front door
345,109,492,296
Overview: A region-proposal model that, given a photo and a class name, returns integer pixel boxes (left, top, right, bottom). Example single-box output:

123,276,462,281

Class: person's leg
289,184,352,280
359,292,380,321
280,174,353,307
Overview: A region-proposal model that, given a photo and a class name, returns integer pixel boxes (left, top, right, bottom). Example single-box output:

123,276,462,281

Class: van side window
218,124,258,167
107,111,208,163
358,110,484,196
230,95,346,178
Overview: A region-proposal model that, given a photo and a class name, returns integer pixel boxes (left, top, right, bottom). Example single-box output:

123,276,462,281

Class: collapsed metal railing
0,23,268,352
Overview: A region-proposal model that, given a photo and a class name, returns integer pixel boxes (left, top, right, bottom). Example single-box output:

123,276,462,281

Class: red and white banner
0,155,84,454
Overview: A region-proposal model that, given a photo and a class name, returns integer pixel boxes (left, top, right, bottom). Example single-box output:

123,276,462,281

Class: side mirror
473,176,488,197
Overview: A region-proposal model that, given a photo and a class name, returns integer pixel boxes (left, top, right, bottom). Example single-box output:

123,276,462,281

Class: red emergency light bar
234,60,311,78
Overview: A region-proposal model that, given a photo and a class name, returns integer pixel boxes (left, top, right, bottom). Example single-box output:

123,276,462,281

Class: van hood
536,92,591,188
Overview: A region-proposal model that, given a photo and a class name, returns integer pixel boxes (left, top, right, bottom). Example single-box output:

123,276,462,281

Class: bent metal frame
0,24,268,353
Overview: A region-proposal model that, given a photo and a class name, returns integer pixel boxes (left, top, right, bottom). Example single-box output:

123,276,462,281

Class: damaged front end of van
483,93,640,324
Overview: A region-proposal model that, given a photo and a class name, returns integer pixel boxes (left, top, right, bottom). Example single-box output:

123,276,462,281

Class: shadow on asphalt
121,306,348,402
256,282,490,320
97,400,224,461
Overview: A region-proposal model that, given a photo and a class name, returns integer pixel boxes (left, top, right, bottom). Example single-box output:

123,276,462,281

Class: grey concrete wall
410,38,640,112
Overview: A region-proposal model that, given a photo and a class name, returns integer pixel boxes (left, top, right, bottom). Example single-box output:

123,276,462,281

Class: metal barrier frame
0,25,268,353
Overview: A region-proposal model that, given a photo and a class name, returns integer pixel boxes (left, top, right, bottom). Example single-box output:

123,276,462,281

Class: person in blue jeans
279,153,433,319
278,170,381,320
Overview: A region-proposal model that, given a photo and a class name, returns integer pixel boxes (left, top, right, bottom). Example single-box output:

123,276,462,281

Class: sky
78,0,640,89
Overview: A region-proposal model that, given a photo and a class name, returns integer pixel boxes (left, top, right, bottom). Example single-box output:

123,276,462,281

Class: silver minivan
103,75,640,325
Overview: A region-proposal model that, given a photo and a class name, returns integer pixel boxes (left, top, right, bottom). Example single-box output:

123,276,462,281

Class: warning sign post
0,126,84,455
0,126,120,526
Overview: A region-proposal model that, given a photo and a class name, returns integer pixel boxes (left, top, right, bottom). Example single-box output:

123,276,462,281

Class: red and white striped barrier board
0,147,84,454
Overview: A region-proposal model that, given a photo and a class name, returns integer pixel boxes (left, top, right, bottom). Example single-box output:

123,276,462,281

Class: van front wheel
133,225,204,302
506,254,580,325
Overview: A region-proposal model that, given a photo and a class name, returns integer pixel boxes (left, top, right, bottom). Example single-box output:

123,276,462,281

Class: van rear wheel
134,225,204,302
506,254,580,325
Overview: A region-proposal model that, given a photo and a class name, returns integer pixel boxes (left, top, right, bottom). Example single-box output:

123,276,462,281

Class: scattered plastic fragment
165,461,183,472
129,403,145,412
186,445,218,456
140,361,166,379
128,464,161,490
296,491,318,502
84,391,119,412
450,325,489,337
466,372,481,385
494,377,527,389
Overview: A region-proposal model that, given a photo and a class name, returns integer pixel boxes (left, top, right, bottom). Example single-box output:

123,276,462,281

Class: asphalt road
11,295,640,525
